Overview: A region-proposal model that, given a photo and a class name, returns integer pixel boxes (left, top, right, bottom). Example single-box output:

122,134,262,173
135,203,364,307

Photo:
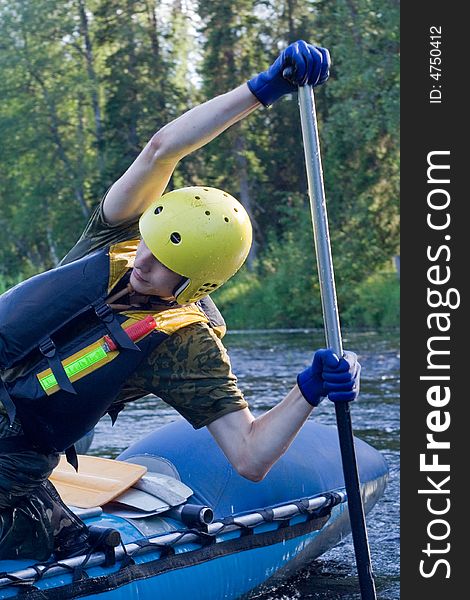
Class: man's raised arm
103,84,260,225
103,40,330,226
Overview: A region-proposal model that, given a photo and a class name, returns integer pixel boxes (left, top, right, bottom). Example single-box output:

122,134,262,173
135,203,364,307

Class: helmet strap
173,277,191,303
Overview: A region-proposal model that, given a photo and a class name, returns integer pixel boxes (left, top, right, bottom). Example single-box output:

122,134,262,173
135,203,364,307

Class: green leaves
1,0,399,329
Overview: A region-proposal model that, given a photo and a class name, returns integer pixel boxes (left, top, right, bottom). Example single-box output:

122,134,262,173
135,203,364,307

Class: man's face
130,239,185,300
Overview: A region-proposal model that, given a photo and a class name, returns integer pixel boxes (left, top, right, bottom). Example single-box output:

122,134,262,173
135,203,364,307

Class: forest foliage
0,0,399,328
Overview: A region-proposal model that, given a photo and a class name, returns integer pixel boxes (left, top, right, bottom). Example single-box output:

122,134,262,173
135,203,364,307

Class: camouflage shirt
58,201,248,429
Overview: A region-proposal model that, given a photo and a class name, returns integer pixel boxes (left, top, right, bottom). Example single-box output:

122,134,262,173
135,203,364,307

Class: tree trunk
345,0,364,50
145,0,160,65
32,72,90,219
125,0,140,153
234,131,257,269
20,24,90,219
77,0,105,176
286,0,296,41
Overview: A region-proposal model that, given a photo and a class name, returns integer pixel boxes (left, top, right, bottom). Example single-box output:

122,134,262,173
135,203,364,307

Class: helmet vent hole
203,188,209,191
170,232,181,244
205,211,210,216
224,217,229,222
223,193,228,197
233,207,238,212
198,283,218,293
195,195,201,200
154,206,163,215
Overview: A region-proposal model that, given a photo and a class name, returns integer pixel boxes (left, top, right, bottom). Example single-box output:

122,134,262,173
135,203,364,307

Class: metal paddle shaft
297,85,377,600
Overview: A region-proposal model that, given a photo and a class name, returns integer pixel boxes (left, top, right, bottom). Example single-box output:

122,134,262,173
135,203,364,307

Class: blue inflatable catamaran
0,419,388,599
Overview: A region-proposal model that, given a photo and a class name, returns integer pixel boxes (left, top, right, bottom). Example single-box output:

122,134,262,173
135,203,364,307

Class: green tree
93,0,199,191
0,0,98,279
197,0,270,265
214,0,399,328
315,0,400,290
1,0,399,329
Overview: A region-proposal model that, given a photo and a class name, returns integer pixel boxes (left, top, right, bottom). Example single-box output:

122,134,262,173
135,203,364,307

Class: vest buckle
39,336,77,395
93,301,140,352
94,301,113,323
39,337,56,358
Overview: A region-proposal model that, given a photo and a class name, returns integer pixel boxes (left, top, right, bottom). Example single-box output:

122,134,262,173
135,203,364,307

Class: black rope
185,528,216,547
0,572,36,586
310,492,343,518
121,528,216,567
1,495,340,591
117,538,135,569
118,537,175,567
292,498,311,514
257,508,275,522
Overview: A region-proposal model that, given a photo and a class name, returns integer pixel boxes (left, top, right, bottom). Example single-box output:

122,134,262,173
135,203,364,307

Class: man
0,41,360,561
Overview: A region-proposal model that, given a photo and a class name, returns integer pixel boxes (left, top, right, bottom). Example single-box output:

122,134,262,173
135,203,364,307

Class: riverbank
213,267,400,331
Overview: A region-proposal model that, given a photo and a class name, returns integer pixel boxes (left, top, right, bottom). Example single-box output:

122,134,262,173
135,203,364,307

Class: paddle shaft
297,85,377,600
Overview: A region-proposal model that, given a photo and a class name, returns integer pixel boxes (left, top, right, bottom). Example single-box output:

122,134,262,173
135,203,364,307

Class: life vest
0,240,225,455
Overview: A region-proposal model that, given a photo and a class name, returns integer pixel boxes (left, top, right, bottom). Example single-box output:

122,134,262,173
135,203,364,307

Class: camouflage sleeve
60,196,140,265
120,322,248,429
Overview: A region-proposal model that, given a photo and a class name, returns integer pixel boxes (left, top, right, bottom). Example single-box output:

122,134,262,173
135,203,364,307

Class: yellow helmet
139,186,253,304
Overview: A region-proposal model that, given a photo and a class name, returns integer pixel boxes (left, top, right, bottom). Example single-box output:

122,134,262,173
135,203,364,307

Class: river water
90,329,400,600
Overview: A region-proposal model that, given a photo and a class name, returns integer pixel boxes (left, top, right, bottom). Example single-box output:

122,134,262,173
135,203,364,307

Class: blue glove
297,349,361,407
247,40,330,107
